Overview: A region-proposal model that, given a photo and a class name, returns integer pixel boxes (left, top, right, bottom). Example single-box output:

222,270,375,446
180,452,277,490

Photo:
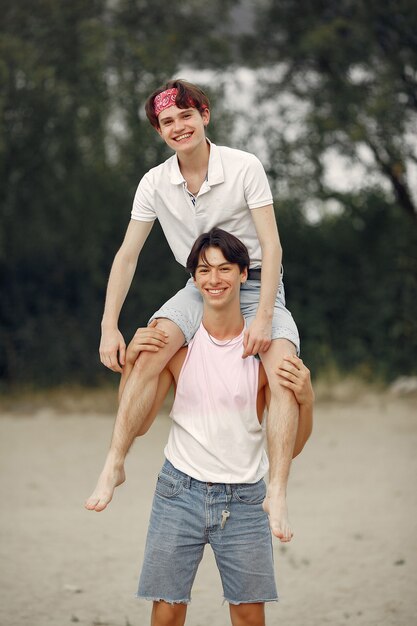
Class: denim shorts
149,277,300,354
137,459,278,605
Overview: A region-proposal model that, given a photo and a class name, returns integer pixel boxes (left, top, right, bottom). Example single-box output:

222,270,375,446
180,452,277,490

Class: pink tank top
164,322,269,483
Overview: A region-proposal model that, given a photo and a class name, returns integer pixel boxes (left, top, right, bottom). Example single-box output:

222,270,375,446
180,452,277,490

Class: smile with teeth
207,288,226,295
175,133,192,141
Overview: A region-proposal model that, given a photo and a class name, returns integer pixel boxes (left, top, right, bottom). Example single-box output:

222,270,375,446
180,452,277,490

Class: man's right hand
99,328,126,373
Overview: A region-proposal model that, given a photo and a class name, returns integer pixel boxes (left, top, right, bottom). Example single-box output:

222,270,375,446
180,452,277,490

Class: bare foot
85,460,126,512
263,492,293,542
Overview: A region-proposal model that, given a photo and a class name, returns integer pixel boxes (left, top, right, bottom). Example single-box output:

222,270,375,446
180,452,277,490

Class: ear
155,125,163,137
202,108,210,127
240,267,248,283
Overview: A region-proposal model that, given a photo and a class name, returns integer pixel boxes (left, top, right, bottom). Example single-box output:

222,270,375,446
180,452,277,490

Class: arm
264,355,314,458
243,204,282,357
100,219,154,373
293,404,313,458
277,355,314,457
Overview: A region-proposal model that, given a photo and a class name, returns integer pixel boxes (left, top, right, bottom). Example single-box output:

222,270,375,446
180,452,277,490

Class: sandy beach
1,390,416,626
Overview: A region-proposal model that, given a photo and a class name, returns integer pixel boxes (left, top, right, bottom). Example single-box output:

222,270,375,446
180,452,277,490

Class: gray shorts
149,277,300,354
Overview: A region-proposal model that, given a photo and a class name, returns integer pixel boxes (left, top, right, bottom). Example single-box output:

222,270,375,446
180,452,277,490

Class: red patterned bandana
154,88,178,117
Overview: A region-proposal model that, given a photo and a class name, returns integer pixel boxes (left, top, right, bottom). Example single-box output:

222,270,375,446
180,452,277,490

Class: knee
268,368,294,400
132,349,165,377
267,370,299,417
131,319,184,376
152,600,187,626
230,602,265,626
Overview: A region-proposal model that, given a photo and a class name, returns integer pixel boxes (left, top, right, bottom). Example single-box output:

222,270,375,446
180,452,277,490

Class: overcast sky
181,65,417,221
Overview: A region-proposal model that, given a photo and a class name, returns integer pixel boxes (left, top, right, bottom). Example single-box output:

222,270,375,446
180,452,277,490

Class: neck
177,138,210,174
202,304,244,341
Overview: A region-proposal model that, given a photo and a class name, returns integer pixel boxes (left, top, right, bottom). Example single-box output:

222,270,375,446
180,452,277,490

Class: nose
208,269,221,285
173,117,185,133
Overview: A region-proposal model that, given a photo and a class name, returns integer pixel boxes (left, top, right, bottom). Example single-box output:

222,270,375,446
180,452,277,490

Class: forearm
101,251,138,330
251,204,283,321
101,219,153,331
292,402,313,458
257,241,282,320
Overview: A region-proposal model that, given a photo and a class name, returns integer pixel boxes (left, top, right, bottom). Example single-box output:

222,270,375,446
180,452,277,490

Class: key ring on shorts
221,490,232,530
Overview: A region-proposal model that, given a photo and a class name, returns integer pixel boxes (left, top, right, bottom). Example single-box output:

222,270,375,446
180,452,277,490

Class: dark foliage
1,0,416,386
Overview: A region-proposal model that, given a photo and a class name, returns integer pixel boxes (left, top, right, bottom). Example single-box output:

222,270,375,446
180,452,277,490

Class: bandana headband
154,88,178,117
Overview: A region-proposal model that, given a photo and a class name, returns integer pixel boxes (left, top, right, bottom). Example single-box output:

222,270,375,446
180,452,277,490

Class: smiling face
193,246,247,311
156,105,210,154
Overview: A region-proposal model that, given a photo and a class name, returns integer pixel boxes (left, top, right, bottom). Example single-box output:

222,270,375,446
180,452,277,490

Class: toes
85,497,100,510
271,525,293,542
94,498,109,512
271,527,284,540
85,492,111,512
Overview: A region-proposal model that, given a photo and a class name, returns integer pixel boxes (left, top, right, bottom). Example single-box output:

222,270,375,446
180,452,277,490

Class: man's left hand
242,316,272,358
276,355,314,406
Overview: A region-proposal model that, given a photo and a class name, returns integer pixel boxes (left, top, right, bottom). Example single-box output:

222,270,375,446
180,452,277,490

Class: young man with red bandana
87,80,301,542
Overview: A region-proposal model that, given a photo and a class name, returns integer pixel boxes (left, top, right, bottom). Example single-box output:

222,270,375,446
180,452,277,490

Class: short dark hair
145,79,210,129
186,228,250,277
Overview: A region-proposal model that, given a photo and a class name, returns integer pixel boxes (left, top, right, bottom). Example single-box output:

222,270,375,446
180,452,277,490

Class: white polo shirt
131,140,273,268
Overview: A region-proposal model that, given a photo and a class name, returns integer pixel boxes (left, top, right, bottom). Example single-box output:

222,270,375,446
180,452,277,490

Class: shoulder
140,153,176,183
216,144,262,167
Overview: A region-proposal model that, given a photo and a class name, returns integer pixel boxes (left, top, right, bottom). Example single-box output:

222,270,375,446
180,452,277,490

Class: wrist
105,449,125,468
255,310,273,323
101,318,119,331
266,483,287,497
300,393,314,411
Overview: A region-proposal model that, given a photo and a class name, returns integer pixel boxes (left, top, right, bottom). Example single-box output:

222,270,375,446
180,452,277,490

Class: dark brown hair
186,228,250,277
145,79,210,129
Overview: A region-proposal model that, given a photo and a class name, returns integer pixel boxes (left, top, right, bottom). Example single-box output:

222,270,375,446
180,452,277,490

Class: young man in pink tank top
88,229,313,626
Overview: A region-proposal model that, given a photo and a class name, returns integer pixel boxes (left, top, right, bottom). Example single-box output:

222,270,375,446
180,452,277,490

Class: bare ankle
266,484,287,497
104,451,125,471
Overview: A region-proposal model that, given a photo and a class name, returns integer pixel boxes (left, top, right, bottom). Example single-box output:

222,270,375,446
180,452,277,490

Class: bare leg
85,319,184,512
151,601,187,626
229,602,265,626
260,338,299,541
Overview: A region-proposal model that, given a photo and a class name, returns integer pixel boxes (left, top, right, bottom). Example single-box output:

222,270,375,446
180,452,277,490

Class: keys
220,509,230,529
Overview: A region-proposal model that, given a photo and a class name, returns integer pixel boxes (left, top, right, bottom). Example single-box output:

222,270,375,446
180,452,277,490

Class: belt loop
225,483,232,509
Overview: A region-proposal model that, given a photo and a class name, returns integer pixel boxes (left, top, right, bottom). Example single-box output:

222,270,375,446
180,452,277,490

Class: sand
0,392,416,626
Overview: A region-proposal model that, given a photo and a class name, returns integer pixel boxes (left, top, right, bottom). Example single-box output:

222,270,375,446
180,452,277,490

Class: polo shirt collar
169,138,225,187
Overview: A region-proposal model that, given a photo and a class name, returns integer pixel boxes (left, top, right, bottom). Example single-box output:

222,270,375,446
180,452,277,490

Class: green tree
0,0,238,386
279,190,417,380
239,0,417,221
